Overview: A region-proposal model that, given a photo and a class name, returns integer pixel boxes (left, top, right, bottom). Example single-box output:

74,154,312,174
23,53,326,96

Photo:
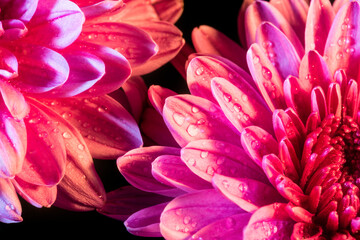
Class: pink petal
150,0,184,23
17,101,66,186
148,85,177,114
141,107,179,147
152,155,212,192
186,55,255,103
190,213,251,240
192,25,249,72
305,0,335,54
80,22,157,68
212,174,284,212
80,0,125,19
255,22,300,80
98,186,171,221
211,77,273,134
163,94,240,147
125,202,168,237
286,203,314,223
327,83,342,118
5,43,69,94
247,43,286,111
324,0,360,81
333,0,348,13
0,81,29,119
131,21,184,75
0,178,22,223
237,0,255,48
0,0,38,22
1,19,28,41
344,79,359,119
311,86,328,121
243,203,294,240
241,126,279,166
160,189,245,240
181,139,267,183
244,1,304,57
117,146,183,197
270,0,308,45
70,41,131,97
12,177,56,208
39,95,142,159
25,0,84,49
0,46,18,79
0,110,26,178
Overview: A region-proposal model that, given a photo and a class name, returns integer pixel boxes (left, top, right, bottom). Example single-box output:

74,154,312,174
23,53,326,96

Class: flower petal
0,46,18,79
26,0,84,49
212,174,284,212
160,189,245,240
0,81,29,119
192,25,248,72
181,139,267,183
163,94,240,147
125,202,168,237
148,85,177,114
80,0,124,19
40,95,142,159
0,178,22,223
152,155,212,192
211,77,273,134
291,222,323,239
243,203,294,240
324,0,360,81
0,0,38,22
150,0,184,23
305,0,335,54
117,146,183,197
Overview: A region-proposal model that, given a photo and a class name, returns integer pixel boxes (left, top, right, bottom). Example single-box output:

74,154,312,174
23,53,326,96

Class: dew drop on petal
195,67,204,76
187,124,200,137
62,132,72,139
223,93,232,103
173,112,185,126
261,67,272,80
191,106,200,113
253,55,260,64
200,151,209,158
206,166,215,176
183,216,191,225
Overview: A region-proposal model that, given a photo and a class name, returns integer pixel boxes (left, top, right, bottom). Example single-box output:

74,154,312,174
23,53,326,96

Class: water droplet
93,127,101,132
238,182,248,193
222,180,230,189
62,132,72,139
206,166,215,176
197,118,206,125
346,47,355,54
336,51,344,60
78,144,85,151
200,151,209,158
188,158,196,166
61,112,72,119
253,56,260,64
175,209,183,216
262,41,273,49
183,216,191,224
97,106,108,113
173,113,185,126
223,93,232,103
216,157,225,165
187,124,200,137
82,122,90,128
5,204,14,211
261,67,272,80
191,106,199,113
195,67,204,76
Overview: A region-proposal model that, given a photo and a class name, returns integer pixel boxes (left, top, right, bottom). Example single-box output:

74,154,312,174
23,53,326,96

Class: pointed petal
243,203,294,240
213,174,284,212
241,126,278,166
150,0,184,23
152,155,212,193
181,139,267,183
163,94,240,147
327,83,342,118
12,177,56,208
0,46,18,79
311,87,328,121
80,0,124,18
211,77,273,134
117,146,183,197
0,81,29,119
26,0,84,49
40,95,142,159
190,212,251,240
344,79,359,119
0,178,22,223
80,22,157,67
247,43,286,111
186,55,255,103
324,0,360,80
160,189,245,240
237,0,255,48
305,0,335,54
131,21,184,75
192,25,248,72
148,85,177,114
125,202,168,237
255,22,300,80
0,0,38,22
17,101,66,186
98,186,171,221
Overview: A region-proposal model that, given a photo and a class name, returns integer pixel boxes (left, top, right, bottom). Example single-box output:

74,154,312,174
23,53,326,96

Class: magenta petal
117,146,183,197
213,174,284,212
70,41,131,97
311,86,328,121
148,85,177,114
243,203,294,240
324,0,360,80
0,81,29,119
40,95,142,159
211,77,273,134
181,139,267,183
152,155,212,192
291,222,323,239
163,94,240,147
190,212,251,240
241,126,279,166
17,102,66,186
0,178,22,223
160,189,245,240
150,0,184,23
81,22,157,68
125,202,168,237
0,46,18,79
80,0,124,18
12,177,56,208
0,0,38,22
6,43,70,94
98,186,171,221
26,0,84,49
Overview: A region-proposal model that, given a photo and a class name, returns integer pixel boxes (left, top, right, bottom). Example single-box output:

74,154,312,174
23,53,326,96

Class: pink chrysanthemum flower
107,0,360,239
0,0,184,223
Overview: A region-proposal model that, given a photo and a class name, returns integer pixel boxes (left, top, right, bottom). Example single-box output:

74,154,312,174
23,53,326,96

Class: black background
0,0,243,238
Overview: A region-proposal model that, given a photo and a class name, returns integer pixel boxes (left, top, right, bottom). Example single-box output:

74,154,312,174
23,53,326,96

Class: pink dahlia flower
107,0,360,239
